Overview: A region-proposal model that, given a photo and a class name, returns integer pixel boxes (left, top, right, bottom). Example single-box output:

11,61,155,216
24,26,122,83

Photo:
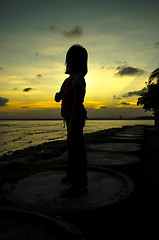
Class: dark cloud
120,101,130,105
154,42,159,48
115,65,145,77
12,87,18,91
49,25,58,32
48,24,83,38
24,74,43,84
0,67,3,71
37,74,42,78
35,52,54,59
0,97,9,106
100,106,108,109
62,25,83,38
35,52,40,57
22,106,29,108
123,87,147,97
115,60,127,65
24,77,36,83
23,87,33,92
113,95,121,100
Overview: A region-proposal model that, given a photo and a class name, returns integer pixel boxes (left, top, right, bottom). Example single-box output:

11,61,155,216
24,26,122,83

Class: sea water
0,119,153,156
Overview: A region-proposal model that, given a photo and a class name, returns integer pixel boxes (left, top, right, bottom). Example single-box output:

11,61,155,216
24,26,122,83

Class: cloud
35,52,54,59
48,24,83,38
0,97,9,106
100,106,108,109
62,25,83,38
23,74,43,84
22,106,29,108
0,67,3,71
154,42,159,48
49,25,58,32
115,65,145,77
120,101,130,105
37,74,42,78
35,52,40,57
12,87,18,91
123,87,147,97
115,60,127,65
23,87,33,92
113,95,121,100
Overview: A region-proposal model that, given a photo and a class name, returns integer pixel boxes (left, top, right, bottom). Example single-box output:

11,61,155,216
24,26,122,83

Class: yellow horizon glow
0,62,147,117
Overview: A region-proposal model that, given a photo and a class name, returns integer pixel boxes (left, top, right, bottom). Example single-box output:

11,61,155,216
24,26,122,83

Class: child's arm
55,92,62,102
55,79,66,102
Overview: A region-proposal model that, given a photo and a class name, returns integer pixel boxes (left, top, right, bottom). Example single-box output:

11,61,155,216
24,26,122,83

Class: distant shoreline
0,116,154,121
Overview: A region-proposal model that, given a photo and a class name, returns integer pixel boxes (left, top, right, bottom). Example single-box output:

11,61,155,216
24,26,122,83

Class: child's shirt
60,73,87,121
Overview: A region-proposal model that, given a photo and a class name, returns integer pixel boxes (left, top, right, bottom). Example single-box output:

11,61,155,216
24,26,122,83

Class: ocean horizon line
0,116,154,121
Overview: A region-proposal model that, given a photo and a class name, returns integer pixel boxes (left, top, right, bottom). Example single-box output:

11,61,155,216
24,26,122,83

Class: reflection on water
0,119,153,156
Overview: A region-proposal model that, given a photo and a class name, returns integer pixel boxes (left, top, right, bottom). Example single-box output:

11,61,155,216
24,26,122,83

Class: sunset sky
0,0,159,119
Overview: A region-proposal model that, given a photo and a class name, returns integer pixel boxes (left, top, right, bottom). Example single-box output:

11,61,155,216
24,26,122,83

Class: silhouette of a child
55,44,88,197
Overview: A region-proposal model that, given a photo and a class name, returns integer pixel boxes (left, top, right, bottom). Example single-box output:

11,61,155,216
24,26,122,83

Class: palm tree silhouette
148,68,159,84
137,67,159,129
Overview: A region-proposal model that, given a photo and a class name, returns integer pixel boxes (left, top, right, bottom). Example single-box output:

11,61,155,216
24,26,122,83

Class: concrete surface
3,168,134,214
87,151,140,166
87,142,141,153
0,207,84,240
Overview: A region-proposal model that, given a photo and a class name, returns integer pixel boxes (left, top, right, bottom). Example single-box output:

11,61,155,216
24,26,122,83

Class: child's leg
74,123,87,187
66,121,87,186
63,120,76,182
61,120,87,197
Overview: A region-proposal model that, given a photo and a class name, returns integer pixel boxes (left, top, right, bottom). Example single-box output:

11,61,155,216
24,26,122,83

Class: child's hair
65,44,88,76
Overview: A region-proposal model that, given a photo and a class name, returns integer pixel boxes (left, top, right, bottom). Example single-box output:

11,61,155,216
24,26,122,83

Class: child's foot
61,185,88,198
61,176,73,184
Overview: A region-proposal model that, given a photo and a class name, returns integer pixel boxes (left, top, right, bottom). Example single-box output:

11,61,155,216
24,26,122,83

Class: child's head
65,44,88,76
